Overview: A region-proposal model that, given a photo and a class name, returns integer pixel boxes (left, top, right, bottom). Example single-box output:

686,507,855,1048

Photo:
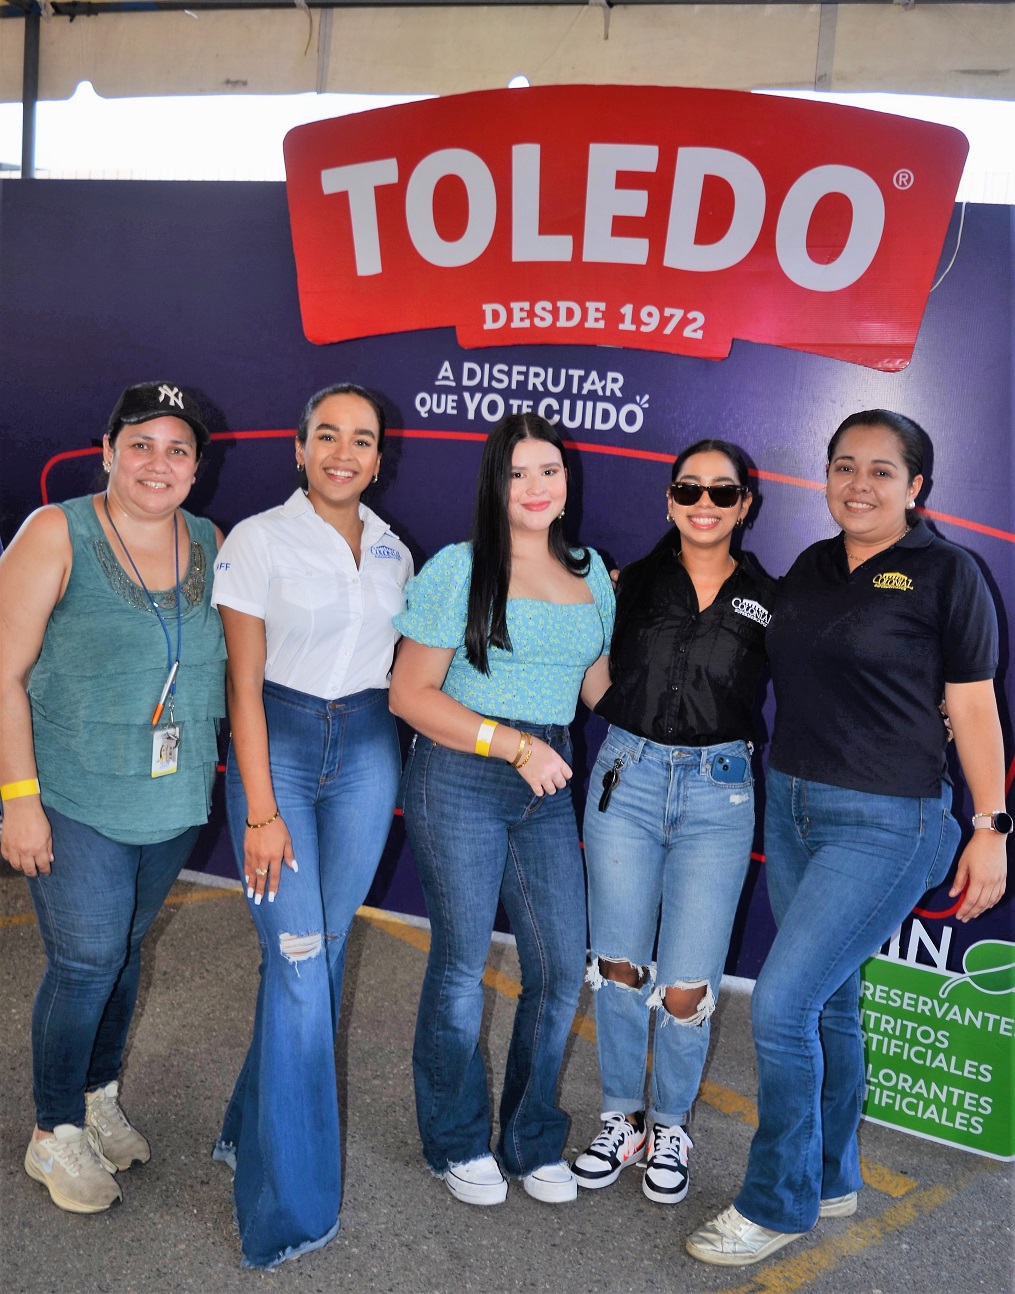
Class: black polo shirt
768,519,998,799
596,531,776,745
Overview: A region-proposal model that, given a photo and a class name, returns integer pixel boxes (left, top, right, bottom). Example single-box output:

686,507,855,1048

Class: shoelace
46,1127,105,1178
590,1115,638,1158
90,1093,130,1135
650,1127,691,1167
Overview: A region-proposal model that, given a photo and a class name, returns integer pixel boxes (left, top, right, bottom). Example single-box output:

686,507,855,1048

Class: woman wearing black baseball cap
0,381,225,1215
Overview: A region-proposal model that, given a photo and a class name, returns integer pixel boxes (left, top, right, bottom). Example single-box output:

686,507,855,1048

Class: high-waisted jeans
582,728,755,1127
735,769,961,1233
28,807,199,1129
401,722,587,1178
214,682,400,1270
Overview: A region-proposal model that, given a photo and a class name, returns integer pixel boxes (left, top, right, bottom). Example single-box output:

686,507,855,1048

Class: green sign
860,941,1015,1161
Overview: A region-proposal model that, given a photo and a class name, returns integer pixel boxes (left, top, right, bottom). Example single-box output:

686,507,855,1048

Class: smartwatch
971,811,1014,835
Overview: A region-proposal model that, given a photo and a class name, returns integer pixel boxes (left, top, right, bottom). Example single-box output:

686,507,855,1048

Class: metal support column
21,12,41,179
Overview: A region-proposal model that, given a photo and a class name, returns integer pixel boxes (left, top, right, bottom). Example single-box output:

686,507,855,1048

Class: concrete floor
1,865,1012,1294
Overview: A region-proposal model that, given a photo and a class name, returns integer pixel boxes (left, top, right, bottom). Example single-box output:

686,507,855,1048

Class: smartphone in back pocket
712,754,748,783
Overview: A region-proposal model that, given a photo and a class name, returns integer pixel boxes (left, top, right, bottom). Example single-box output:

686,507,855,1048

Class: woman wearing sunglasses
572,439,775,1206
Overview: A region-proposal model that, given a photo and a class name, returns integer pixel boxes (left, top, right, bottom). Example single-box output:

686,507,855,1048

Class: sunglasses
669,481,748,509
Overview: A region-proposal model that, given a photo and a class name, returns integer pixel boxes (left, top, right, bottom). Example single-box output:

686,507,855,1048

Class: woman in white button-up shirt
209,384,412,1270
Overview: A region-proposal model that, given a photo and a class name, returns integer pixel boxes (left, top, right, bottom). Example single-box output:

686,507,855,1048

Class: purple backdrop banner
0,180,1011,978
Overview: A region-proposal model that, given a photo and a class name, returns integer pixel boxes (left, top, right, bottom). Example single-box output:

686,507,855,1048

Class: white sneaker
686,1204,805,1266
85,1081,151,1170
25,1124,123,1214
819,1191,858,1218
522,1161,578,1204
444,1155,508,1206
642,1123,692,1204
572,1111,646,1189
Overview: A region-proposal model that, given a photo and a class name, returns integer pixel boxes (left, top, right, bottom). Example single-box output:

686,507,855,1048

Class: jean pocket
925,807,962,890
706,753,753,787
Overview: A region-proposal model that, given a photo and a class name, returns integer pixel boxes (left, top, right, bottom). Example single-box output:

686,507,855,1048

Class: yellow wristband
475,719,499,758
1,777,41,803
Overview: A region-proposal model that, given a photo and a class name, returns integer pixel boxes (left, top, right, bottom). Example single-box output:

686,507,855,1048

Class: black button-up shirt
596,532,776,746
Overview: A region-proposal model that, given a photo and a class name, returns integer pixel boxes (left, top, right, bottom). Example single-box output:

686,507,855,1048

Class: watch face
993,811,1014,835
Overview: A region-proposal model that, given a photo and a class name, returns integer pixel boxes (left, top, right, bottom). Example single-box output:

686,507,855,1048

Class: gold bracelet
515,737,534,770
509,732,532,768
475,719,499,758
246,809,280,830
1,777,41,803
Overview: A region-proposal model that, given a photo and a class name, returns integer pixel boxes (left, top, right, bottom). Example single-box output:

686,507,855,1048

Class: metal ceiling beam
2,0,1002,13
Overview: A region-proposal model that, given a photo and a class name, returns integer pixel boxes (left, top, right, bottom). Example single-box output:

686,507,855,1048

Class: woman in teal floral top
389,413,614,1207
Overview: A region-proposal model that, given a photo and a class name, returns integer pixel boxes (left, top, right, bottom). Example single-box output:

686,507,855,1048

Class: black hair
465,413,590,675
295,383,387,492
826,409,925,483
671,438,751,491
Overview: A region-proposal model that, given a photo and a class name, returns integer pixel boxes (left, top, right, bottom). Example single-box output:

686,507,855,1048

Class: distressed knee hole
278,932,323,968
586,954,650,991
648,979,715,1026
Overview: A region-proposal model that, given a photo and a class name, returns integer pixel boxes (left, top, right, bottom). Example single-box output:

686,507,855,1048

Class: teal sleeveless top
29,496,227,845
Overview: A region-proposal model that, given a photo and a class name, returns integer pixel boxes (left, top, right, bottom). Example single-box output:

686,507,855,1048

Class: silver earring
103,461,111,474
372,473,379,484
558,507,565,520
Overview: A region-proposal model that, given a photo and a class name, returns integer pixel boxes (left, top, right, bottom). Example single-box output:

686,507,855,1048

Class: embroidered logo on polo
157,384,184,409
369,543,402,561
872,572,914,591
731,597,771,627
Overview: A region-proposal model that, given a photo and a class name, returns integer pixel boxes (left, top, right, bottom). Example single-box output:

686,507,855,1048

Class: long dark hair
465,413,590,675
672,437,751,490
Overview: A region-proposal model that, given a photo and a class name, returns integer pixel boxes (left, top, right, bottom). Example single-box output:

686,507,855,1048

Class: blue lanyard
103,495,182,714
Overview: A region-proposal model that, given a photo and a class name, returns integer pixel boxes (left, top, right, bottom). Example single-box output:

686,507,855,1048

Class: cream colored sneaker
85,1081,151,1169
819,1191,858,1218
25,1124,123,1214
686,1204,804,1266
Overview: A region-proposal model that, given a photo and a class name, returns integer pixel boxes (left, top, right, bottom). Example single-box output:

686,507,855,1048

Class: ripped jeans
215,682,400,1270
582,728,755,1127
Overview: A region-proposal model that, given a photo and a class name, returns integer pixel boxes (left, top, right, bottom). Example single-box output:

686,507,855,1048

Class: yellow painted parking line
720,1165,996,1294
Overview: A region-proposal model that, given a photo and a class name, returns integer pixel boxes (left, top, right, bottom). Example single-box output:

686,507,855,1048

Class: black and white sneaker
572,1111,646,1190
642,1123,692,1204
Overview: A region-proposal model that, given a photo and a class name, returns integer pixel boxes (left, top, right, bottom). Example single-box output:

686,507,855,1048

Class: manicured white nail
292,860,299,873
254,892,262,906
268,891,275,903
246,886,254,899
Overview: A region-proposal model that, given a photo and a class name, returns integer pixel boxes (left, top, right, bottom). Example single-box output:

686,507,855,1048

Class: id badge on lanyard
151,660,181,778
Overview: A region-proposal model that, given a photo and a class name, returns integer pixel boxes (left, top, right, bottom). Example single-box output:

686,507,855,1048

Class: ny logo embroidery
158,384,184,409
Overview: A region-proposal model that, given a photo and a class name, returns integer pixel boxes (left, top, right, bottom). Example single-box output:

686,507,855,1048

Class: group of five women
0,380,1007,1271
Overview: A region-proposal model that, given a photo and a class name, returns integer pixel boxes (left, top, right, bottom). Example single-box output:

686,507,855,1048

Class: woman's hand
514,736,572,797
0,798,54,877
949,830,1008,922
243,814,297,905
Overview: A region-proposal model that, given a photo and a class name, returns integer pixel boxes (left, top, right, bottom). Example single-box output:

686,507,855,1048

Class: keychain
598,757,624,812
151,691,181,778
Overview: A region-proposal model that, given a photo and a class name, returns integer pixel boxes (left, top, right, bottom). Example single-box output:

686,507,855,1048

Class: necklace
844,524,909,567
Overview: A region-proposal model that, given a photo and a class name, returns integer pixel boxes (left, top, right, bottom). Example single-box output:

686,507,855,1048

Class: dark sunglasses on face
669,480,748,509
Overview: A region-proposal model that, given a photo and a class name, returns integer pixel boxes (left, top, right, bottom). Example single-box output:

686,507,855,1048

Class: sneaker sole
444,1175,508,1206
685,1229,802,1267
642,1175,689,1204
24,1148,122,1214
99,1146,150,1171
574,1145,646,1190
819,1193,858,1218
523,1178,578,1204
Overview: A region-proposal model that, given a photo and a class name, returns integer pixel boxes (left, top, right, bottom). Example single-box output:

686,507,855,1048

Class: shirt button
678,646,686,653
670,684,679,692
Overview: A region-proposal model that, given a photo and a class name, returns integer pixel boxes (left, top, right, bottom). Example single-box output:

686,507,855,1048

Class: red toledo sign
283,86,967,371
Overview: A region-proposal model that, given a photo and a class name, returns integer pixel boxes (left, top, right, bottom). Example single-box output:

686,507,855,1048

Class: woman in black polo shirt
571,439,776,1206
687,409,1009,1268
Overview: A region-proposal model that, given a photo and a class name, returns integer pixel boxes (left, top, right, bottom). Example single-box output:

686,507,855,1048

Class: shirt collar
279,490,393,545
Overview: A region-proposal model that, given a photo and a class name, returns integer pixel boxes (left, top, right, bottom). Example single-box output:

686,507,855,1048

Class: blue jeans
582,729,755,1126
27,806,199,1130
215,683,400,1270
735,769,961,1232
402,723,587,1178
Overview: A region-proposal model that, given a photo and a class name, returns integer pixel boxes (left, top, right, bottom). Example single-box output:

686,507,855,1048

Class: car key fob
599,759,623,812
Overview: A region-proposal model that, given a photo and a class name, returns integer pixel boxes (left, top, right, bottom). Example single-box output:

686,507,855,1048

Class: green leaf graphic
939,940,1015,998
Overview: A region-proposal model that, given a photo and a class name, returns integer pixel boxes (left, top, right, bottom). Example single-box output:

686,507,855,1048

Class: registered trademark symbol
894,168,915,190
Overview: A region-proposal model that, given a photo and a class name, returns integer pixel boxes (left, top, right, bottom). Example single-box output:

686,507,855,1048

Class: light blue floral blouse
393,542,615,725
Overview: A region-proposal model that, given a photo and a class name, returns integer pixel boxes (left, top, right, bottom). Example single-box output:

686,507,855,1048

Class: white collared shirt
211,490,412,698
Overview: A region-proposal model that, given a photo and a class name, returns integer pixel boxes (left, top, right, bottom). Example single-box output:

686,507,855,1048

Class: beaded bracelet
246,809,280,830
